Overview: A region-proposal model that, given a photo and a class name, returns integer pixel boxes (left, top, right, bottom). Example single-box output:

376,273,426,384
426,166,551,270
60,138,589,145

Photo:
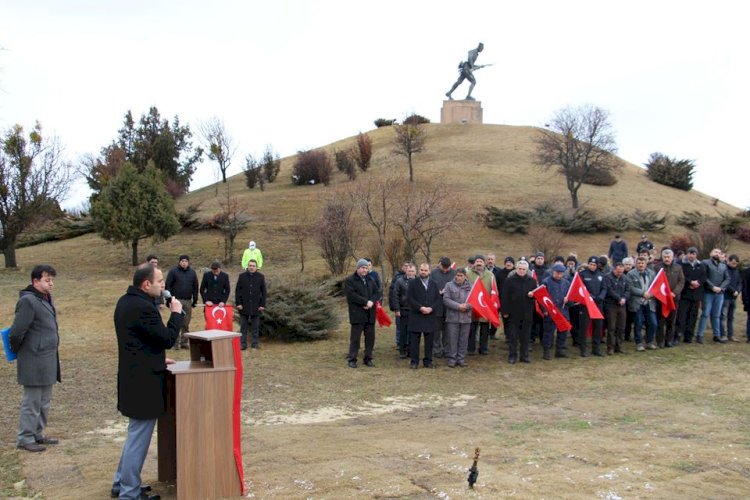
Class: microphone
162,290,174,307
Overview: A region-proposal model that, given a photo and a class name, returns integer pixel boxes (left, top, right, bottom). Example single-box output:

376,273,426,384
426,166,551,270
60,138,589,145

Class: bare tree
199,117,236,184
393,122,426,182
534,105,622,209
348,171,403,279
216,188,250,263
0,122,73,267
317,195,358,275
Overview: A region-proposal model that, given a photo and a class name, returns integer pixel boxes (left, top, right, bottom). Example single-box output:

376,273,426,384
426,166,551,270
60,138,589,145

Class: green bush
580,164,618,186
483,206,531,234
374,118,396,128
258,283,339,341
675,210,707,229
630,209,667,232
645,152,695,191
403,114,431,125
292,149,333,186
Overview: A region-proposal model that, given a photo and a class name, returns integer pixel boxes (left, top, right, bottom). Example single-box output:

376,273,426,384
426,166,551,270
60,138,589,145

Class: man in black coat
677,247,705,342
112,264,183,500
407,263,443,369
579,256,607,356
345,258,380,368
500,260,537,364
165,254,199,348
235,259,267,350
200,261,231,307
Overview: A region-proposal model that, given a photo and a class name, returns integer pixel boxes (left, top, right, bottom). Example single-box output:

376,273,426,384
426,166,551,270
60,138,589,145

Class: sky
1,0,748,210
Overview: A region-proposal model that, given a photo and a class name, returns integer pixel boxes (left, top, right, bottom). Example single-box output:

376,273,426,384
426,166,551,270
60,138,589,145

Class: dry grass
1,124,749,498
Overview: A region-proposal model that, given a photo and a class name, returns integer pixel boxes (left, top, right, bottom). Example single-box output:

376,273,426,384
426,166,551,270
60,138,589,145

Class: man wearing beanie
166,255,199,349
344,259,380,368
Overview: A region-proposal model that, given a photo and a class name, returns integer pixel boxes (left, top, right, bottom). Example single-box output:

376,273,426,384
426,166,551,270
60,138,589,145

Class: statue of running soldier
445,42,489,101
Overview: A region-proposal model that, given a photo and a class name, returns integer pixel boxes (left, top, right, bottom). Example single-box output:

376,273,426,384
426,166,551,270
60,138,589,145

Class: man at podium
111,264,184,500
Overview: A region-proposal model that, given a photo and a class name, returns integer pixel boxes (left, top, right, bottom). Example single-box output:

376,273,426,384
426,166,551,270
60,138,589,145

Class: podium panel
158,330,243,500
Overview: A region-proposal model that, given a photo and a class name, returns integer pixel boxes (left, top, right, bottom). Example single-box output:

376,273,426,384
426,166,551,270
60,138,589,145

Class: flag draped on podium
231,336,246,494
647,268,676,318
205,305,234,331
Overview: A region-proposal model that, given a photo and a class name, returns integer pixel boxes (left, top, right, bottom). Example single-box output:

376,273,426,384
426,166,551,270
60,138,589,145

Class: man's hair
145,254,158,262
516,260,529,269
31,264,57,282
728,254,739,262
248,259,258,266
622,257,634,266
613,262,625,268
133,263,156,287
455,267,467,275
662,249,674,258
636,256,648,264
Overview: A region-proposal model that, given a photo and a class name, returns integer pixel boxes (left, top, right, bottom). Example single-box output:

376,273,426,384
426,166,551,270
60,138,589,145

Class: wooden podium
158,329,243,500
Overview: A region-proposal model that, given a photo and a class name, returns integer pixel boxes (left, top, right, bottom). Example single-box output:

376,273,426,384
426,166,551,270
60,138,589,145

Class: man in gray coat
9,265,60,452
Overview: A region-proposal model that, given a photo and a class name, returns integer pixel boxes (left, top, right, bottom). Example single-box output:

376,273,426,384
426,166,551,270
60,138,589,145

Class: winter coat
702,258,730,292
608,239,629,264
200,271,231,304
430,267,456,316
465,268,496,323
579,268,607,304
345,272,378,324
387,271,405,311
8,286,61,386
724,265,741,298
500,273,537,322
443,278,473,324
115,286,183,420
626,268,657,312
654,261,685,299
680,258,705,301
541,275,571,320
235,270,267,317
407,277,442,333
166,265,199,304
396,276,413,314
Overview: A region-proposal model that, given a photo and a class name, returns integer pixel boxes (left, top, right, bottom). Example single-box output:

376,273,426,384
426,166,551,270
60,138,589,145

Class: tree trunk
408,152,414,182
2,239,18,268
299,238,305,272
131,238,139,266
570,189,580,209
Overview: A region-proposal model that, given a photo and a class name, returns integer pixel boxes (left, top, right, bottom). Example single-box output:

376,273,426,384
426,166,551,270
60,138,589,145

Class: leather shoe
111,485,152,498
17,442,45,452
410,362,418,369
36,436,58,445
347,360,357,368
364,360,374,367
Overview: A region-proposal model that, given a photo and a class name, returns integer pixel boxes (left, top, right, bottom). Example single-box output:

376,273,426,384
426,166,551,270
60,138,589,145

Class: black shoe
399,352,408,359
592,351,604,357
364,360,374,367
696,337,704,344
35,436,58,445
684,338,693,344
251,344,259,349
240,345,247,350
467,351,476,356
555,351,567,358
478,351,488,355
348,360,358,368
520,357,530,363
17,442,45,452
580,351,589,357
508,356,517,364
410,362,419,369
543,349,552,360
111,485,152,498
423,362,434,368
713,337,721,343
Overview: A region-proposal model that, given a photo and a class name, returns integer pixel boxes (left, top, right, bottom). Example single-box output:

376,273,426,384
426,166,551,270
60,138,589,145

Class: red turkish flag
531,270,544,317
375,301,392,327
205,305,234,331
490,277,501,311
467,278,500,328
532,285,573,332
565,272,604,320
647,268,676,318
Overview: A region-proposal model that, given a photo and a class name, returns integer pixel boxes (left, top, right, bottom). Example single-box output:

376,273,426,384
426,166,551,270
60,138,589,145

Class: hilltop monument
442,42,488,124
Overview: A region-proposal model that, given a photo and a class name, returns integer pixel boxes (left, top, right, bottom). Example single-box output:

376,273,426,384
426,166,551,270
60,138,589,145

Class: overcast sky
1,0,748,209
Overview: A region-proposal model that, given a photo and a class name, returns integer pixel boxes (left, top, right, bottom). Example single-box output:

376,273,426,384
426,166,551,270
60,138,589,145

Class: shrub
734,225,750,243
177,202,203,229
374,118,396,128
645,152,695,191
403,114,431,125
696,219,731,258
669,234,698,254
259,284,339,341
675,210,707,229
527,226,565,260
630,209,667,232
243,155,264,190
355,132,373,172
484,206,531,234
260,147,281,183
292,149,333,186
718,213,749,235
334,148,357,181
580,164,618,186
317,198,357,275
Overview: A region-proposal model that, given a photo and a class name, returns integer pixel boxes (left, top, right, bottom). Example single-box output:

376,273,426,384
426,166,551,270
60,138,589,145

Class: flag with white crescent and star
466,277,500,328
565,272,604,320
531,285,572,332
205,305,235,331
647,268,676,318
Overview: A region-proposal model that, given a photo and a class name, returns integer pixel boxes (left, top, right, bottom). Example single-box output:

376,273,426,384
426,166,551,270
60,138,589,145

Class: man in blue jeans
695,248,730,343
626,256,658,351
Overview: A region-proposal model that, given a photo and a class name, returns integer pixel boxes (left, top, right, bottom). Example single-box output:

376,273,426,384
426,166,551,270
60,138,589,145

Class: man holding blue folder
8,264,60,453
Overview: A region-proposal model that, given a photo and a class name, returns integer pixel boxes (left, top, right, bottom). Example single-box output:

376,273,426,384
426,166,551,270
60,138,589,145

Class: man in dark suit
200,261,231,308
407,263,442,369
345,258,380,368
112,264,183,500
235,259,267,350
500,260,537,364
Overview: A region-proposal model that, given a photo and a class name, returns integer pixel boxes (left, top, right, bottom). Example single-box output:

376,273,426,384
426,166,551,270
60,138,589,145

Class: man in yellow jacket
241,241,263,270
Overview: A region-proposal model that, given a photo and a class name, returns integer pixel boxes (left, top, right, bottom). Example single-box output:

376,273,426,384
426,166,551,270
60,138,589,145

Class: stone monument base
441,100,483,124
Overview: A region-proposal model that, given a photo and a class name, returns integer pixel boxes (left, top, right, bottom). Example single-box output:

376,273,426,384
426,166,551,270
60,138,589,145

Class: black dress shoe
111,485,152,498
423,362,434,368
508,357,517,364
520,357,530,363
36,436,59,445
348,360,358,368
410,362,419,369
364,360,374,367
17,442,45,452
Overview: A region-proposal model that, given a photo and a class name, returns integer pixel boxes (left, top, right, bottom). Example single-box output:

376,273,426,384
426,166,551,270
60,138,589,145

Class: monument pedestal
441,100,483,124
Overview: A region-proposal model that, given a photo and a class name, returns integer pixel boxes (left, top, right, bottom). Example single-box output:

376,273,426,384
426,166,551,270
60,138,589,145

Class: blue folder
2,327,17,362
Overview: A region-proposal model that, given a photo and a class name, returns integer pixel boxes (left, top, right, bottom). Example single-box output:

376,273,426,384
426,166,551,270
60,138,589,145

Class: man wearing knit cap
166,255,199,349
344,259,380,368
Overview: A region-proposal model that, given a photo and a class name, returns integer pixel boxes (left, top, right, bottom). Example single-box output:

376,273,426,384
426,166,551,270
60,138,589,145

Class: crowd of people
345,234,749,368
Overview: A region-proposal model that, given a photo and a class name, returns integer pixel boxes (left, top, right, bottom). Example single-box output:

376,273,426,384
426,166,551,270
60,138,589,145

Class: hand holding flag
467,278,500,328
532,285,572,332
565,273,604,320
647,268,676,318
